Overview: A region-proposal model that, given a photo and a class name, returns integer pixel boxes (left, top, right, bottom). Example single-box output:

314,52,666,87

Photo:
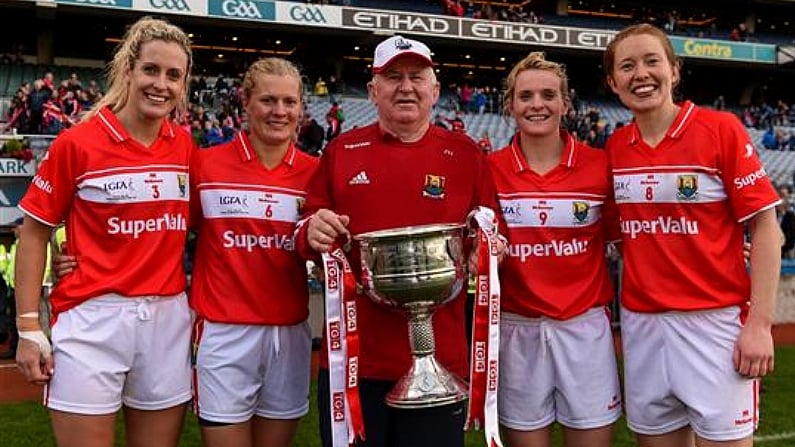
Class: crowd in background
8,66,795,158
3,72,104,135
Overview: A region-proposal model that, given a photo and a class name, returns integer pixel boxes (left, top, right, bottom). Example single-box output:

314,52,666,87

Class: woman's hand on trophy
308,209,351,253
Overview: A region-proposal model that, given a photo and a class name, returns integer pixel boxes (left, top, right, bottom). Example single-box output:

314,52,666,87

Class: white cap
372,35,433,74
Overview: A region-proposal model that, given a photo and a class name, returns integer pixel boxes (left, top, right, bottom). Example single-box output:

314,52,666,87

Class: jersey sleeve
18,133,80,226
718,112,780,222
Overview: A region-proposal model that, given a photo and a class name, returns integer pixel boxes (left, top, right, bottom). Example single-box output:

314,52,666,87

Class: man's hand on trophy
307,209,351,253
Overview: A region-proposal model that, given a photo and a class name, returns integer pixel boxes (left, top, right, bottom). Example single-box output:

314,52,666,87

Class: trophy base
385,355,468,409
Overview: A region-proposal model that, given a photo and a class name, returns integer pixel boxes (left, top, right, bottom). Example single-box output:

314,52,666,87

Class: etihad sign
342,9,614,51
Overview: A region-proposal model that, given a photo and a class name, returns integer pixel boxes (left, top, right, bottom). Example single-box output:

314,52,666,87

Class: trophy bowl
354,223,468,408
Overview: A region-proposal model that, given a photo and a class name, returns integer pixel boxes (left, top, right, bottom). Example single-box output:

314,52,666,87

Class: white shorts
194,320,312,423
47,293,192,414
621,306,759,441
498,307,622,430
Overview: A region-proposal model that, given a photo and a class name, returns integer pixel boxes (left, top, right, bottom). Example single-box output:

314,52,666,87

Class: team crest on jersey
177,174,187,198
572,201,590,224
422,174,446,199
676,175,699,201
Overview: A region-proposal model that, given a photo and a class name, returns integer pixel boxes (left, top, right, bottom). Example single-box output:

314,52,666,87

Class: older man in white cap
296,35,504,447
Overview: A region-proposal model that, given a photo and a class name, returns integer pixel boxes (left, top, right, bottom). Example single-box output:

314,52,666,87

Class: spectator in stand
447,111,466,133
477,131,493,154
604,23,779,447
28,79,50,134
296,34,504,447
328,75,341,103
77,89,94,111
314,77,328,98
327,101,345,127
86,79,103,101
5,88,30,133
713,95,726,110
14,15,194,447
202,119,224,147
297,111,325,156
460,83,473,113
433,113,449,130
325,112,340,142
220,115,236,143
738,22,751,41
190,119,204,147
762,126,777,150
776,128,790,151
61,90,81,124
474,88,487,114
41,92,66,135
215,74,229,96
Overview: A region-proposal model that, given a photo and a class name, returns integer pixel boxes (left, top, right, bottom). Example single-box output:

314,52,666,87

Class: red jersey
296,123,501,381
189,132,318,325
490,132,616,320
606,101,779,312
19,107,192,316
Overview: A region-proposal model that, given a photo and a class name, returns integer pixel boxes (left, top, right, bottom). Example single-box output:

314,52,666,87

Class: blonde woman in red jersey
604,24,780,447
189,58,318,447
488,52,621,447
14,16,194,447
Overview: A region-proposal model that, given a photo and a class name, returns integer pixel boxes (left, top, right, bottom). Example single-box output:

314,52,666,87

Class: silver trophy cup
354,223,468,408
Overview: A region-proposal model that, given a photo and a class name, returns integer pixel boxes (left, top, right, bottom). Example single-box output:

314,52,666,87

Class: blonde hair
502,52,569,117
242,57,303,103
83,16,192,122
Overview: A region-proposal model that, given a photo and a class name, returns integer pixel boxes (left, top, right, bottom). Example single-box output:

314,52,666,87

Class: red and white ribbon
323,247,366,446
466,207,503,447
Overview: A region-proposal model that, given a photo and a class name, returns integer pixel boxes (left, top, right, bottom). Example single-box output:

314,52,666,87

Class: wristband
18,330,53,358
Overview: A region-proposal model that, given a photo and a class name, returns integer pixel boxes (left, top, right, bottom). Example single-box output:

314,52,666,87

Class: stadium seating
0,64,105,96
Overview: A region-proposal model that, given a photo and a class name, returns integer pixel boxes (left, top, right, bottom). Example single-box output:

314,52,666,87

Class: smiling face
606,32,679,115
244,73,301,149
510,69,567,138
122,39,188,123
368,58,439,132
